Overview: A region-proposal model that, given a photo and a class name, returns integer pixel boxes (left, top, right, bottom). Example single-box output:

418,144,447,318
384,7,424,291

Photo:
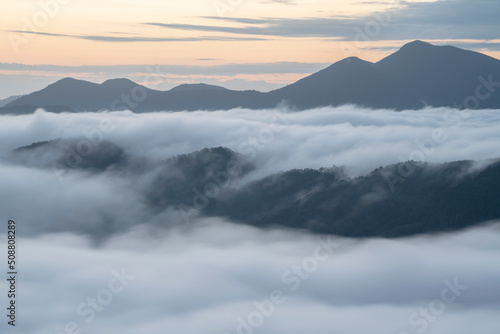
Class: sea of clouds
3,220,500,334
0,106,499,333
0,106,499,178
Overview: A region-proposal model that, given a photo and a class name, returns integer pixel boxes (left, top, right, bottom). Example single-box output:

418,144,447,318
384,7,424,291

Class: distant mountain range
2,40,500,114
9,138,500,237
0,95,24,108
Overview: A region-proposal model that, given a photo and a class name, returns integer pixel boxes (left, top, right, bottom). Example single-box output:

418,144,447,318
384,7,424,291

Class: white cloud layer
1,221,499,334
0,106,499,333
0,106,498,235
0,106,499,179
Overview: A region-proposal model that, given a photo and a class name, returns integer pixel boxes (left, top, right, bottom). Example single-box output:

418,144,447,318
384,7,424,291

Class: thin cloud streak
8,30,267,42
144,0,500,41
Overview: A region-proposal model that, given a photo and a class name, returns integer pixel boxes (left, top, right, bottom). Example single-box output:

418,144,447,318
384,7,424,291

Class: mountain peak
59,77,78,82
169,83,228,92
101,78,138,87
51,77,83,86
344,56,366,64
337,56,369,64
400,40,434,51
47,77,101,90
322,56,372,71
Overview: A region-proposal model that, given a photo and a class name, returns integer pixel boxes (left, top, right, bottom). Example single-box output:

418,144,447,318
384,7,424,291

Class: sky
1,0,500,98
0,106,499,333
